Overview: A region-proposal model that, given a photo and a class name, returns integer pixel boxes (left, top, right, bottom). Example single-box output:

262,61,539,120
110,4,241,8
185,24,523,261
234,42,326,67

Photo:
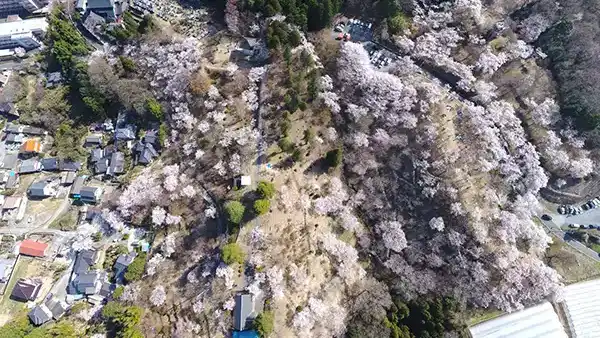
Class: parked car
569,224,583,228
589,224,597,229
582,203,590,211
334,25,343,32
541,214,552,221
558,206,567,214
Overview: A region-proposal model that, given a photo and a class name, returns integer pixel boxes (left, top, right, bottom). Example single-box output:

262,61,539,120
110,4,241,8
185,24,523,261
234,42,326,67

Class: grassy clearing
546,234,600,283
466,308,504,326
49,207,78,230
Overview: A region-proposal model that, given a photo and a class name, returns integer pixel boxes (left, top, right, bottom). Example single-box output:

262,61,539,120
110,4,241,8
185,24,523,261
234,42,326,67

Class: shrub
257,181,276,199
291,148,304,162
113,285,124,299
124,252,147,283
278,137,294,153
388,13,410,35
254,199,271,215
254,311,275,338
325,148,343,168
224,201,245,224
158,123,168,146
119,56,136,72
146,97,163,121
221,243,245,265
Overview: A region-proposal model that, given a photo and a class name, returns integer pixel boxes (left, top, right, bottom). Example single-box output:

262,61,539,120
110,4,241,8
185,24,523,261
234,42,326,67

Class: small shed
5,171,19,189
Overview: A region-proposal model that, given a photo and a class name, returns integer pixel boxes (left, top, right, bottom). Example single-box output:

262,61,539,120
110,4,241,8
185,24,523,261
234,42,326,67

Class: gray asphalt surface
537,214,600,263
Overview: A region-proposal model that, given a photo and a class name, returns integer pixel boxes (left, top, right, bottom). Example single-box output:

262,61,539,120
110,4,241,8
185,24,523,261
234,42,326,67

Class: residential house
134,141,158,165
0,258,15,283
80,186,102,204
94,159,109,175
143,129,159,146
19,158,41,174
90,148,104,163
5,133,22,143
4,123,21,134
6,172,19,189
11,278,42,301
84,135,103,148
60,160,82,172
68,249,101,296
99,281,114,298
106,152,124,176
70,176,85,197
28,304,52,326
234,294,258,331
85,207,101,222
113,252,136,283
45,297,69,320
62,172,76,185
45,72,63,88
22,126,45,136
0,102,17,119
85,0,117,22
28,180,56,199
40,157,58,171
114,125,136,141
0,153,18,169
20,139,41,154
19,240,48,257
2,196,22,219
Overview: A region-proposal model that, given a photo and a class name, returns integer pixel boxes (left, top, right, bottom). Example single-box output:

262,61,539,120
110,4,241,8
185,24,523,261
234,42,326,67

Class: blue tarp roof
232,331,259,338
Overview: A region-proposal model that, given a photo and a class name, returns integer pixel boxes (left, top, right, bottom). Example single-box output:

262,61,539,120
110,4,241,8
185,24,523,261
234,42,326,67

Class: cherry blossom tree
150,285,167,306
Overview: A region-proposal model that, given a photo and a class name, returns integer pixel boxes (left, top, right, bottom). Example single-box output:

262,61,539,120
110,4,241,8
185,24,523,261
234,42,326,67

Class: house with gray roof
85,0,117,21
80,186,102,203
68,250,101,295
45,297,69,320
5,133,23,144
70,176,85,197
28,304,52,326
0,154,18,170
19,158,41,174
114,125,136,141
60,160,82,172
22,126,45,136
90,148,104,163
234,294,258,331
114,252,136,283
28,180,54,198
0,102,17,119
45,72,63,88
41,158,58,171
85,135,103,147
107,152,124,176
62,172,76,185
5,171,18,189
94,159,109,175
134,142,158,165
4,124,22,134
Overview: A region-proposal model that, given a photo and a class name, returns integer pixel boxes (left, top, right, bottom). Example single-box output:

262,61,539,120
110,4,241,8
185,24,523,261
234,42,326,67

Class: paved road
537,215,600,263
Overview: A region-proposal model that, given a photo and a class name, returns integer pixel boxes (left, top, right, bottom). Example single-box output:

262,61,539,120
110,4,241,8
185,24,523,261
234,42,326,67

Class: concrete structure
0,16,47,50
562,278,600,337
470,302,567,338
